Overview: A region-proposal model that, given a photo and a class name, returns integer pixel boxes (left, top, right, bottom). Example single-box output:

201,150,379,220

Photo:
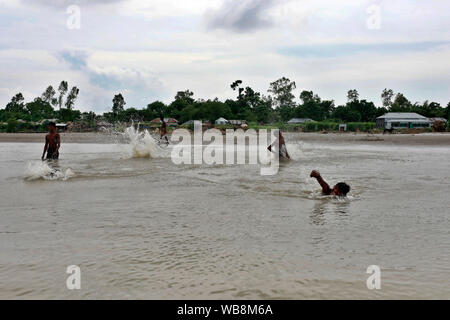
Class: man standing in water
160,116,169,144
41,122,60,160
268,131,290,159
310,170,350,196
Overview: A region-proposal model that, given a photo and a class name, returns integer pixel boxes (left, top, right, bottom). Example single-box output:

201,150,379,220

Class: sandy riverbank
285,132,450,146
1,131,450,146
0,132,118,144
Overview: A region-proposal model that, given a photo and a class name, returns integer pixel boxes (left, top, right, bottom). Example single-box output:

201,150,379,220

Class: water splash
122,125,168,159
25,161,75,181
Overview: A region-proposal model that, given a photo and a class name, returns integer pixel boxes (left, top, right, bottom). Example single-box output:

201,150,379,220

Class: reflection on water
310,200,350,226
0,134,450,299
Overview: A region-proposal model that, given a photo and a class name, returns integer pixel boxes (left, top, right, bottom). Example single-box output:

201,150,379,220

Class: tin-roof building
376,113,432,129
287,118,314,124
429,117,448,124
215,117,229,125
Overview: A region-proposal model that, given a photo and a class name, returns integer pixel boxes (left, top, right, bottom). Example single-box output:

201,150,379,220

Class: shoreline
1,132,450,146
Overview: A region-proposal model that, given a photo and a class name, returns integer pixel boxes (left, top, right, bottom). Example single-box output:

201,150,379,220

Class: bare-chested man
41,122,60,160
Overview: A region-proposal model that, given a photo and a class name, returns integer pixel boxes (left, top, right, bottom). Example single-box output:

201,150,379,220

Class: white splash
25,161,75,181
122,125,168,159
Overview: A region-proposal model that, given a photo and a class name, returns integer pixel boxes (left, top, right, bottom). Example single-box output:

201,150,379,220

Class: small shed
287,118,313,124
56,123,68,131
339,124,347,132
215,117,229,125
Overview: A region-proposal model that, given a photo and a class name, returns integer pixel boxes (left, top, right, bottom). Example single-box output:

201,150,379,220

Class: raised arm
310,170,331,195
42,135,49,160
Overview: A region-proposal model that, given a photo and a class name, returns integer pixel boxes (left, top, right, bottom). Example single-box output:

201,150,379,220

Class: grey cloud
55,50,165,108
206,0,277,32
59,50,89,70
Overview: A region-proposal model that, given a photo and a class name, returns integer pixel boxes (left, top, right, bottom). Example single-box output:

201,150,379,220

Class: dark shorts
46,148,59,160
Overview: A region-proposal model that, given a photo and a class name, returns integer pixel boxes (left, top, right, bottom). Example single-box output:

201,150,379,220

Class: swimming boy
310,170,350,196
41,122,60,160
268,131,290,159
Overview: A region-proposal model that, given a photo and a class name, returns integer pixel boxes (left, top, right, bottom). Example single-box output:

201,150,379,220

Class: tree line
103,78,450,124
2,78,450,129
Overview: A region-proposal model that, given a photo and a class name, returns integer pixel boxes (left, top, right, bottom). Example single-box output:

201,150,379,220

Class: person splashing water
268,131,290,160
310,170,350,197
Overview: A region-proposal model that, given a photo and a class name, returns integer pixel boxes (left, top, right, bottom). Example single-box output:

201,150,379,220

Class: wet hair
48,122,56,128
335,182,351,196
160,116,164,121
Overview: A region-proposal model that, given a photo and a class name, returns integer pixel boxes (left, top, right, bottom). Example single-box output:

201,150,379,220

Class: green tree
5,93,25,113
41,86,57,107
119,107,141,122
147,101,166,119
268,77,297,122
57,108,81,122
348,99,377,122
376,107,388,118
390,93,411,112
381,88,394,108
198,100,232,123
445,102,450,121
347,89,359,103
6,118,18,133
252,95,272,123
81,112,97,128
65,87,80,109
231,80,244,100
112,94,126,116
296,90,322,120
26,98,55,121
332,105,361,122
174,90,194,104
57,81,68,109
295,90,334,121
169,90,195,118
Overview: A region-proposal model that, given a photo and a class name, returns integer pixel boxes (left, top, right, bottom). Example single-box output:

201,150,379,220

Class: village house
215,117,229,125
287,118,314,124
376,113,432,129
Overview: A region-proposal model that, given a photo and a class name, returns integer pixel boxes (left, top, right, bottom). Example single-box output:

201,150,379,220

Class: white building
287,118,313,124
376,113,432,129
215,117,229,125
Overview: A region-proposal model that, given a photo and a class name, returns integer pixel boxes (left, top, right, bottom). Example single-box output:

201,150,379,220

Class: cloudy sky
1,0,449,113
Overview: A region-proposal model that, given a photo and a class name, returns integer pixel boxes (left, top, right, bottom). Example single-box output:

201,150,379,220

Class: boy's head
160,116,164,121
48,122,56,132
333,182,351,196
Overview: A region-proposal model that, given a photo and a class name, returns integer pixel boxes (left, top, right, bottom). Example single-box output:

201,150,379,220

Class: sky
0,0,450,113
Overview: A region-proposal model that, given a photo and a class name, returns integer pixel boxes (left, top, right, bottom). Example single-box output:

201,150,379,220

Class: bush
6,118,18,133
304,122,317,132
347,122,376,132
